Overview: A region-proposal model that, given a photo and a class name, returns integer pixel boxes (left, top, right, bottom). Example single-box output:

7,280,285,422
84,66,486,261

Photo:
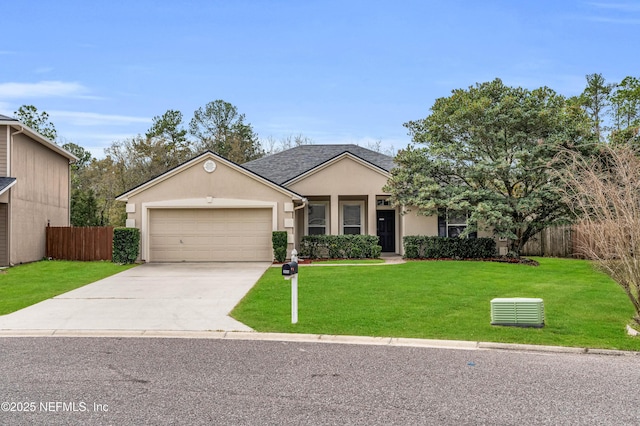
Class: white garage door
149,208,273,262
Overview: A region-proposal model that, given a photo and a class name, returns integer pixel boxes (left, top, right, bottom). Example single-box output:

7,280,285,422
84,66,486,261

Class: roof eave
283,151,391,186
0,178,17,196
2,121,78,162
116,151,305,202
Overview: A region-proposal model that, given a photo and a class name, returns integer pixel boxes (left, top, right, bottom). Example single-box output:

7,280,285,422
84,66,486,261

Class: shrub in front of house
112,227,140,264
272,231,288,263
300,235,382,259
403,236,496,259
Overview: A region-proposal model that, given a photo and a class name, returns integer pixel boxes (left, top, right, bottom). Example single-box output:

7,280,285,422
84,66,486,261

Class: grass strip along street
0,261,136,315
232,258,639,351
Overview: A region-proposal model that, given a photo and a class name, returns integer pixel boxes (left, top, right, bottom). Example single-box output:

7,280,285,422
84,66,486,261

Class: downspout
294,197,308,211
9,126,25,176
7,126,25,265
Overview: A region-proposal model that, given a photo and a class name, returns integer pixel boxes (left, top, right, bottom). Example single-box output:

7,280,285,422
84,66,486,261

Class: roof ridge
242,144,395,185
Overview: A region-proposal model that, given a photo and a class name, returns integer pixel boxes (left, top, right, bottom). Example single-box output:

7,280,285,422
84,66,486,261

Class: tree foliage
145,109,192,165
83,156,127,226
14,104,57,141
579,73,614,142
189,100,263,163
385,78,595,255
70,188,101,226
63,142,93,172
62,142,103,226
610,76,640,130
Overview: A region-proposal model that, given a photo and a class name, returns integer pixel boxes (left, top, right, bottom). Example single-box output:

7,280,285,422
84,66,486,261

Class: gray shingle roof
0,114,17,121
243,144,395,185
0,177,16,192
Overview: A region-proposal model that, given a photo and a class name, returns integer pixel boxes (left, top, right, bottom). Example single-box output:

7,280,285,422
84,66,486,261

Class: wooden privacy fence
520,225,594,258
46,226,114,261
520,225,574,257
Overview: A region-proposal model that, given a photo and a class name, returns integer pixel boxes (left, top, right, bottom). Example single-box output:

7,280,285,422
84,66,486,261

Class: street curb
478,341,588,354
0,329,638,356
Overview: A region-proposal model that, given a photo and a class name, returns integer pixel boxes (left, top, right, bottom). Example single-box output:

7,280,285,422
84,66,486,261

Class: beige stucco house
0,114,77,266
116,145,478,262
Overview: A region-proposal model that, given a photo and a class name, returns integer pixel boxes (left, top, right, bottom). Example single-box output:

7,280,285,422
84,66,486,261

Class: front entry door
377,210,395,252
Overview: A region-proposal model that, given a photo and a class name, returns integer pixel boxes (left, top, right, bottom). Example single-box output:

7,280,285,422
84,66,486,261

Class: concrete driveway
0,262,271,332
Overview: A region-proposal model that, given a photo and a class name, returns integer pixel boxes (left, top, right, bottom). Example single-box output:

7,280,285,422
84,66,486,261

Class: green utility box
491,297,544,328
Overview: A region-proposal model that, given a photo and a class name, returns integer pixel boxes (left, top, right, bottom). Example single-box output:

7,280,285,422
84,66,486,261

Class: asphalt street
1,337,639,425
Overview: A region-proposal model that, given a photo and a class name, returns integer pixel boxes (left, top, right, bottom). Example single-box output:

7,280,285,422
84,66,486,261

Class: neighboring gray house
0,114,77,265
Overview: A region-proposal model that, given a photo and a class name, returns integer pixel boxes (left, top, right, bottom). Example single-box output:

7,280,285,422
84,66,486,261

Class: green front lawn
232,258,640,351
0,260,137,315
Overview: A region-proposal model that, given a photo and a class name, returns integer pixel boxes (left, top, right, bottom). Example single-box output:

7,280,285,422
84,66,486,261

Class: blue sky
1,1,639,158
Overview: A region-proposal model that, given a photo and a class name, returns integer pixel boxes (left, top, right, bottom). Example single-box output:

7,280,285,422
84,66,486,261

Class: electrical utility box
490,298,544,328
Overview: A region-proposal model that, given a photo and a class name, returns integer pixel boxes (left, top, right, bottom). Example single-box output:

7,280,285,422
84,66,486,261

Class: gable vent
491,298,544,328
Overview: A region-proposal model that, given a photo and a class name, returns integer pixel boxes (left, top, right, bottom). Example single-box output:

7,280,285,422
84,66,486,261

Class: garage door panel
151,249,183,262
149,208,273,262
235,235,270,245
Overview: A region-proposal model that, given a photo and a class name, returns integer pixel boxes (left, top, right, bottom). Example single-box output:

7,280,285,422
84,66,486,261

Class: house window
438,211,477,238
307,202,328,235
340,201,364,235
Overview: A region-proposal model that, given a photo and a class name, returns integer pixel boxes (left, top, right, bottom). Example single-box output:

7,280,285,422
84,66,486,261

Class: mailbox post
281,249,299,324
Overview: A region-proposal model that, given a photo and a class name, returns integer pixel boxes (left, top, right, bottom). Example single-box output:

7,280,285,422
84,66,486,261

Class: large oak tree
385,79,595,255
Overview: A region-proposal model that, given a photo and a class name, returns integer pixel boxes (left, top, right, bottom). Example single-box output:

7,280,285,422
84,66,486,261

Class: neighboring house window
340,201,364,235
438,212,477,238
307,202,329,235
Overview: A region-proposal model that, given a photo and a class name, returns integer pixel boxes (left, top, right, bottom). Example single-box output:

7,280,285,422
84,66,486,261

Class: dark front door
377,210,395,252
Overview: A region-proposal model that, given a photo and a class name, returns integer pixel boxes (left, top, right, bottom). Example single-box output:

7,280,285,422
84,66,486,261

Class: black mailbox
281,261,298,276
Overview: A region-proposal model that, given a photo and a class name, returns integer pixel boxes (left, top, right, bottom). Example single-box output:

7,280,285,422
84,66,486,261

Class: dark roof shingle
243,144,395,185
0,177,16,192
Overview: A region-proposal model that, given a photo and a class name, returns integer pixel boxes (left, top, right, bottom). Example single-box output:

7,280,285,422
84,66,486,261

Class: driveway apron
0,263,270,332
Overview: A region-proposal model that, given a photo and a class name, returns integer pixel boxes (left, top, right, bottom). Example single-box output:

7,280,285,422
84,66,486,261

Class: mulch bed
274,257,539,266
407,257,540,266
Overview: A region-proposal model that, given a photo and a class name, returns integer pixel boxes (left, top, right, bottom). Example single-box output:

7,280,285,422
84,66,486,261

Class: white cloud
585,16,640,24
50,111,151,126
584,2,640,24
0,80,89,98
588,2,640,12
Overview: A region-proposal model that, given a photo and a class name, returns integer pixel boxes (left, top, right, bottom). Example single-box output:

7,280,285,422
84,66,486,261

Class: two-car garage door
149,208,273,262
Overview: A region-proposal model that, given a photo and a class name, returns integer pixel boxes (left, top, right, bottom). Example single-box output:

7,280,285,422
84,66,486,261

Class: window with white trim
340,201,364,235
438,211,477,238
307,202,329,235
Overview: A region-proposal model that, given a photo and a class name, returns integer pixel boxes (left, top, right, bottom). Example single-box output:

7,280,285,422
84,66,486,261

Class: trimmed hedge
300,235,382,259
112,227,140,264
272,231,288,263
403,236,496,259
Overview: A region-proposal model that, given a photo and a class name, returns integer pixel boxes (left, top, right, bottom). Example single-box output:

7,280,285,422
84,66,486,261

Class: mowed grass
232,258,640,351
0,260,137,315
